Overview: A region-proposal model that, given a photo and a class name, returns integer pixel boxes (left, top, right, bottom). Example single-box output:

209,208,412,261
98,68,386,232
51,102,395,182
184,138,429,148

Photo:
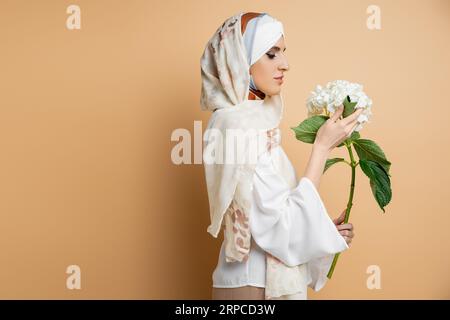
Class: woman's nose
279,56,289,71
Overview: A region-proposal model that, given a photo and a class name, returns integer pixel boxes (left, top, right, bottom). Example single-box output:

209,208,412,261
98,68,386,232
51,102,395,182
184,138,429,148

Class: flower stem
327,141,356,278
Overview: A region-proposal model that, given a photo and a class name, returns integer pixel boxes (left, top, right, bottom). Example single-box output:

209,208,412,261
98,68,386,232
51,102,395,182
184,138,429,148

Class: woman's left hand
333,209,355,246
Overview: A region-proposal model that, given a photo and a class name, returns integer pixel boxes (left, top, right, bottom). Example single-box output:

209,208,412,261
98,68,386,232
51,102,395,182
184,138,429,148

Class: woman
200,12,361,300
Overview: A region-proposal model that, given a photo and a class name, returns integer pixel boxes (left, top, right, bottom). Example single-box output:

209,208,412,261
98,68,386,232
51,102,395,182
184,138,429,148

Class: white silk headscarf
200,12,306,300
242,13,285,92
200,11,284,237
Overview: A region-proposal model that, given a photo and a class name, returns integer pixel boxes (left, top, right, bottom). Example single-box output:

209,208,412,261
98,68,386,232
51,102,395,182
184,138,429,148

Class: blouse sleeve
249,149,349,271
306,254,335,291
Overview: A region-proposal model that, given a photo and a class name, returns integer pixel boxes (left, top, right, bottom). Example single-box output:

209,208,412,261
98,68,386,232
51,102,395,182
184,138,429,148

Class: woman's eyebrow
270,46,287,52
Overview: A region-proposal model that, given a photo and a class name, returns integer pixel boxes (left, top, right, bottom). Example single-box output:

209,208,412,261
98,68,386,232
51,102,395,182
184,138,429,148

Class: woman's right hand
313,106,363,153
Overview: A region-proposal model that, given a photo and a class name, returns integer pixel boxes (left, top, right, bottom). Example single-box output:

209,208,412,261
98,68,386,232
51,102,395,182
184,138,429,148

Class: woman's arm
303,144,329,190
303,106,363,189
249,149,349,267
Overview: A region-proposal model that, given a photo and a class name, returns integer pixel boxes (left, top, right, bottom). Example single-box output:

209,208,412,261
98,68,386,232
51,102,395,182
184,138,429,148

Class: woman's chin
266,88,282,96
258,86,282,97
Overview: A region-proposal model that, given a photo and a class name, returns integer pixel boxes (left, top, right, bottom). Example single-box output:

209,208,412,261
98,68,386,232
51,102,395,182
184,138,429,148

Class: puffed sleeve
249,149,349,270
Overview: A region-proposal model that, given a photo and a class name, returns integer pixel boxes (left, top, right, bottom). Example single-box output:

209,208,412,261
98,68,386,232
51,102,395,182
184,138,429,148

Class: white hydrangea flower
305,80,372,131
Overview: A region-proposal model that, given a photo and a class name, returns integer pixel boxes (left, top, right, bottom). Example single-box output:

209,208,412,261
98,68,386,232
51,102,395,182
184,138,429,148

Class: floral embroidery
266,127,281,151
265,253,308,300
219,17,238,43
224,199,250,263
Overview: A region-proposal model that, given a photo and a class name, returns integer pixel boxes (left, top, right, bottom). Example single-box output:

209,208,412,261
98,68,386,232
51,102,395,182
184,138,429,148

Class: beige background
0,0,449,299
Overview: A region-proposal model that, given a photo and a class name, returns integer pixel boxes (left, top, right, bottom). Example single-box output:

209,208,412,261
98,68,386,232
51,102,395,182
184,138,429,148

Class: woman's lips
274,76,284,84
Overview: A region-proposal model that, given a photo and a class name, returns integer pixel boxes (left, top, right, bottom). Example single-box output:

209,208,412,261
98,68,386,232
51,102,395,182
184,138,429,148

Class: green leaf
324,158,346,173
337,131,361,147
343,95,358,118
349,131,361,141
291,115,328,144
337,98,361,147
359,159,392,212
353,139,391,174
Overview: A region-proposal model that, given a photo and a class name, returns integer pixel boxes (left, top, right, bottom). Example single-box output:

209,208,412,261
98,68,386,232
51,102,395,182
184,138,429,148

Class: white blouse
212,142,349,297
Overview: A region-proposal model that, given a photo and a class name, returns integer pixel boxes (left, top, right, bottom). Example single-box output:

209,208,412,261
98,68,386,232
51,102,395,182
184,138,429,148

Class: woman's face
249,36,289,96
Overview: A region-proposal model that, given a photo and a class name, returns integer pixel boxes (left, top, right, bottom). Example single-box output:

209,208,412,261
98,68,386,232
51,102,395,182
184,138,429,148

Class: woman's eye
266,53,276,59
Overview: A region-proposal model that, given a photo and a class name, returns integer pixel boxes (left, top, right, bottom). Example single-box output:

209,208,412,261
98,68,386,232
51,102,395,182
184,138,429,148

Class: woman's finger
339,230,354,237
333,209,346,225
346,121,359,137
341,108,363,126
337,223,353,231
330,105,344,122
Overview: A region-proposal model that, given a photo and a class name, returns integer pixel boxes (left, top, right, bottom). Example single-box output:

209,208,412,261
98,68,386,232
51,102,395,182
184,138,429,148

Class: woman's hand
333,209,355,246
313,106,363,153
